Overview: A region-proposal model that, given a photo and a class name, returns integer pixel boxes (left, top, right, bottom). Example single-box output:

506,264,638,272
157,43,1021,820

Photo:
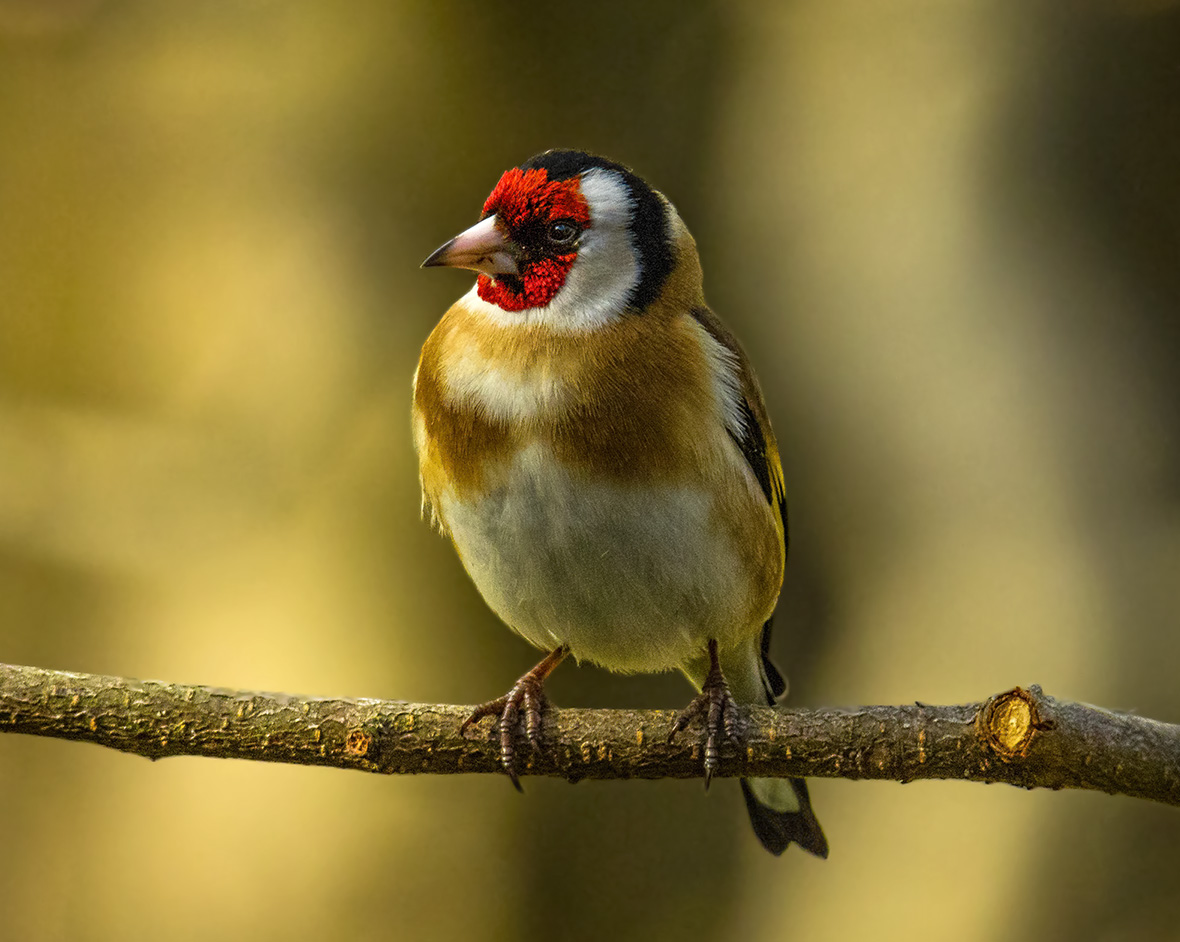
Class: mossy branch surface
2,662,1178,805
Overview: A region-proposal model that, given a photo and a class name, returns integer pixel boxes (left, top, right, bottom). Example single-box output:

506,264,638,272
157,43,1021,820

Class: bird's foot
667,640,745,787
460,646,568,791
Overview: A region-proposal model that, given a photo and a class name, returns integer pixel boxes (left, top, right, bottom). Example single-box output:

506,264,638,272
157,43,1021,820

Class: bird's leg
668,639,744,788
460,645,569,791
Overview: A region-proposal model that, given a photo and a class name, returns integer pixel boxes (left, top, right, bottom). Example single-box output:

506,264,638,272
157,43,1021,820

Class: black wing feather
727,397,789,703
730,397,774,508
690,306,790,703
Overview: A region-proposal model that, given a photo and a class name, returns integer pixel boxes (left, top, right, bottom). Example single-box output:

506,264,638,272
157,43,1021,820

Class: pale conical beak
421,216,520,277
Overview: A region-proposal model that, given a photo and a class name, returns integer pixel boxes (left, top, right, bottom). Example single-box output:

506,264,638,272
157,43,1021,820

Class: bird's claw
461,647,567,790
461,680,550,791
668,668,745,788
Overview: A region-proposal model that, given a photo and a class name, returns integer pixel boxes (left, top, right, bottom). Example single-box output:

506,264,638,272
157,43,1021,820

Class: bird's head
422,150,678,328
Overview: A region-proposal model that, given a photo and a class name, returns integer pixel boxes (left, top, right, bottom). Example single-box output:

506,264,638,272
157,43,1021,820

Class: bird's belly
439,445,761,673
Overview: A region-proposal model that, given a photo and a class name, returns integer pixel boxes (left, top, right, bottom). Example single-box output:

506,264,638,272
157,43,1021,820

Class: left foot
461,646,568,790
667,639,745,786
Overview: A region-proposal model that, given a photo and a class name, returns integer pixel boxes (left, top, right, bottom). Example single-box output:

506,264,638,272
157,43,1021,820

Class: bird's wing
688,305,787,548
689,305,788,701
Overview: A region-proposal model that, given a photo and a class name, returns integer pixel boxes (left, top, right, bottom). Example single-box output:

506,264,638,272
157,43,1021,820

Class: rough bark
2,662,1178,805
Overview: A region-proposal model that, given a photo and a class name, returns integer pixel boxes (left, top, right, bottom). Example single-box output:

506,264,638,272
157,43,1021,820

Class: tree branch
2,662,1178,805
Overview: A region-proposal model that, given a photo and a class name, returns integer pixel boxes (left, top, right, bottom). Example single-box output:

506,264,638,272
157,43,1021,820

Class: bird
414,149,827,858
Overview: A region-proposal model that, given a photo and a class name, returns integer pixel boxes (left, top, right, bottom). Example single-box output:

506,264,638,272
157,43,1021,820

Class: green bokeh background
2,2,1179,940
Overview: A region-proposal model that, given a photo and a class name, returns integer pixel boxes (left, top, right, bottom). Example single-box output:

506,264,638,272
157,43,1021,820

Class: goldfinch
415,150,827,858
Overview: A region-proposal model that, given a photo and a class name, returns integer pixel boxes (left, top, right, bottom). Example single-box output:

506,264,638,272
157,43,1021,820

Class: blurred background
1,1,1178,939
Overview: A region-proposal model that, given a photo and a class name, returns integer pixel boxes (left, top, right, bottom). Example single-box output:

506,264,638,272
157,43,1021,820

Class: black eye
547,220,579,245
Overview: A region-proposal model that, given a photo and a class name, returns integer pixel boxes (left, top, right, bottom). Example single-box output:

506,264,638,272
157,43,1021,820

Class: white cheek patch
545,169,640,328
458,168,642,333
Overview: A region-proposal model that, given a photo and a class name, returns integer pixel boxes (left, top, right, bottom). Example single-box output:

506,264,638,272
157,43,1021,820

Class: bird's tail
740,775,827,858
686,625,828,858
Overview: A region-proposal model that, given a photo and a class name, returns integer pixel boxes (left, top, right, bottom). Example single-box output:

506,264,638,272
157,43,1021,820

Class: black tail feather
741,777,829,858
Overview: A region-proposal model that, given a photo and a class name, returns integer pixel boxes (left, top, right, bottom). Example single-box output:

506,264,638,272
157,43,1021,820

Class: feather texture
413,220,783,669
415,152,823,855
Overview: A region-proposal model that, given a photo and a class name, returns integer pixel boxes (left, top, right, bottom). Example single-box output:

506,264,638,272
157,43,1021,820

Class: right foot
460,646,568,789
667,639,745,787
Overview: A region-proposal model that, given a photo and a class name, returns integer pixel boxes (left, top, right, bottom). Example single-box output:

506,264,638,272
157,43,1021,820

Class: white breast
439,443,759,673
436,313,571,423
